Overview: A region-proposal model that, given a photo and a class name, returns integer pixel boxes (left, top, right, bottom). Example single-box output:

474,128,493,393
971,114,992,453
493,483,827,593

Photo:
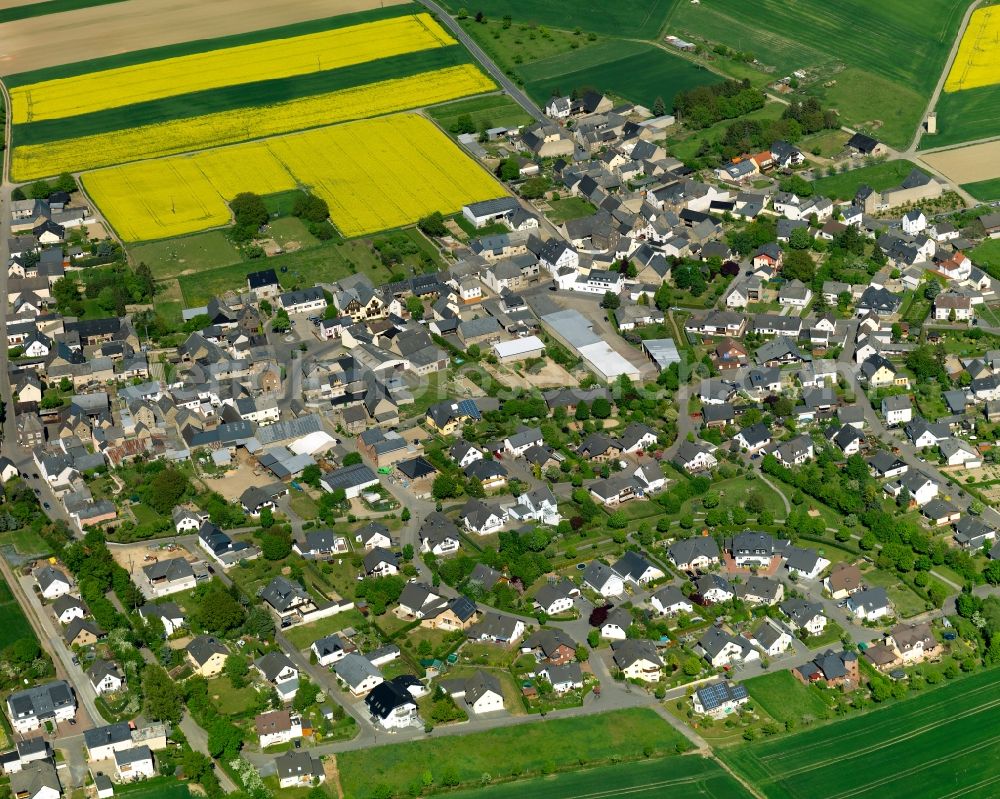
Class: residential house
668,536,720,572
333,654,384,696
141,557,196,597
255,710,302,749
696,628,759,668
783,547,830,580
255,652,299,702
87,660,123,695
781,598,828,636
695,574,735,605
881,394,913,426
611,639,663,682
35,566,71,600
275,752,324,789
533,580,579,616
364,677,419,730
824,563,863,600
650,586,694,616
115,746,155,782
466,612,525,645
691,681,749,719
185,635,228,677
794,649,859,689
846,587,893,621
7,681,76,733
581,561,625,597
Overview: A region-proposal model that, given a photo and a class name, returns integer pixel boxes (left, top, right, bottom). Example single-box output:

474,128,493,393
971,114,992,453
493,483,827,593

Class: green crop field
428,95,533,133
924,85,1000,149
440,0,678,38
668,0,967,147
518,39,716,109
962,177,1000,203
444,755,756,799
723,668,1000,799
810,160,920,201
337,709,691,798
742,671,829,726
0,575,38,651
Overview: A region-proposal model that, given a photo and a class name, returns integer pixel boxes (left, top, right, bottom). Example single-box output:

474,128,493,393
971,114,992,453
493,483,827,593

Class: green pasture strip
3,3,419,87
438,0,678,39
13,45,471,146
0,0,123,24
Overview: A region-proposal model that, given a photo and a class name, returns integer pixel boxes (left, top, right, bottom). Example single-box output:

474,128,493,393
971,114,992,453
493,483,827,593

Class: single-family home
668,536,720,572
691,681,749,719
847,587,893,621
255,710,302,749
696,628,759,668
611,639,663,682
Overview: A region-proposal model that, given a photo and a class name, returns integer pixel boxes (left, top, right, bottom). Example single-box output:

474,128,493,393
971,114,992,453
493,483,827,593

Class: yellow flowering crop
12,64,495,180
945,7,1000,92
83,114,506,242
267,115,506,238
11,13,454,123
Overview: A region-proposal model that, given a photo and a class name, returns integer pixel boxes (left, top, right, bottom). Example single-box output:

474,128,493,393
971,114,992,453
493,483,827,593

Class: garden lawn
282,608,367,650
337,708,690,797
0,528,51,556
743,670,829,726
862,569,928,618
206,677,260,716
427,95,533,133
129,231,242,280
114,778,191,799
518,40,715,109
268,217,319,250
682,476,786,520
970,239,1000,273
810,160,919,202
545,197,596,224
0,576,38,650
722,667,1000,799
288,491,319,521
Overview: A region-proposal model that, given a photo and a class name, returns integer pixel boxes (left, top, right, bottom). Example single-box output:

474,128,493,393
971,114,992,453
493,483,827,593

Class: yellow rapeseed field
944,6,1000,92
267,115,506,237
12,64,495,180
10,13,454,123
83,114,506,242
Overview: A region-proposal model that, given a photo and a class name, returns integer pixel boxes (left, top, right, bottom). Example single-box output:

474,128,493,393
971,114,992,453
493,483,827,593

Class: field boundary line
768,694,1000,777
826,732,1000,799
755,678,1000,766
